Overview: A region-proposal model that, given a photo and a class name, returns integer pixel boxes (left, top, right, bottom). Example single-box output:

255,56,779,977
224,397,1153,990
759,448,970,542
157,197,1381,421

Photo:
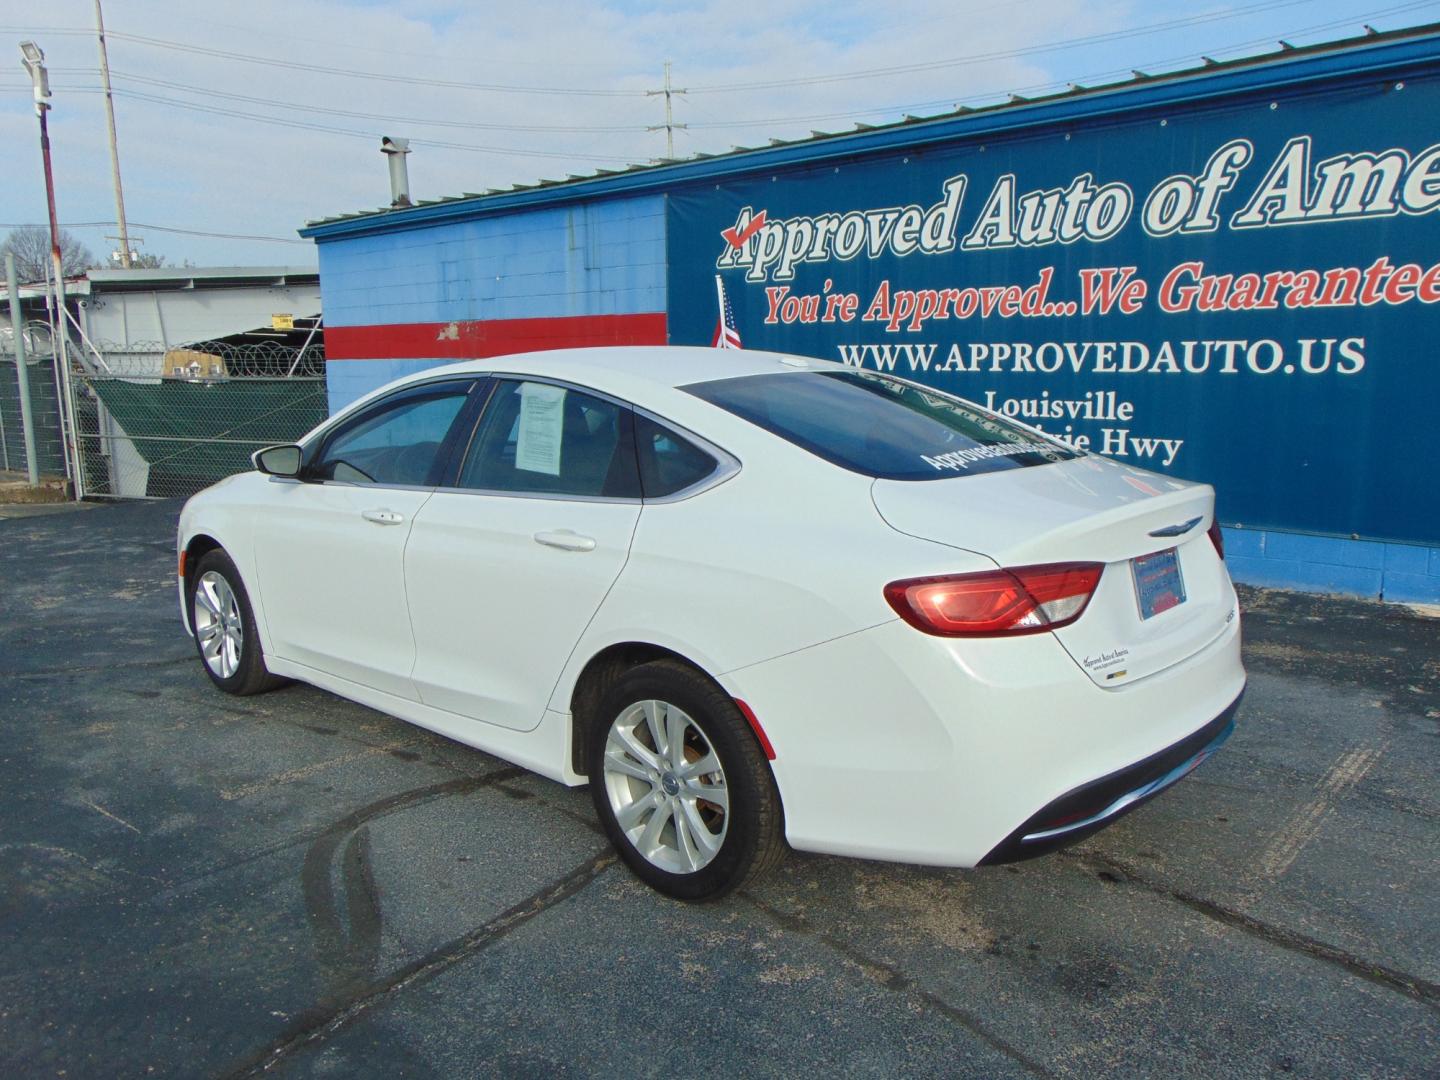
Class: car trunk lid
872,455,1237,686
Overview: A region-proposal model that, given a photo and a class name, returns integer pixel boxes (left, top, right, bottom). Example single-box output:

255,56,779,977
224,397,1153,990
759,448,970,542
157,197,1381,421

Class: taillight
1208,518,1224,560
884,562,1104,637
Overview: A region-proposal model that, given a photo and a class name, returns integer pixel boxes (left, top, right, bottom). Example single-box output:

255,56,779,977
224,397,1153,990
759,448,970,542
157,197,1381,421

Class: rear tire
187,549,285,696
588,660,785,901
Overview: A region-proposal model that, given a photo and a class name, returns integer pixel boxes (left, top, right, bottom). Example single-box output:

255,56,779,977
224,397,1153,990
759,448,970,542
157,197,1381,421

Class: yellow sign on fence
271,313,295,330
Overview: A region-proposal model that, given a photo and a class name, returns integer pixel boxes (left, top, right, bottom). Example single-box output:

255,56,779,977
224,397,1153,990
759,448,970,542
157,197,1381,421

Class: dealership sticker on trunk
1132,547,1186,620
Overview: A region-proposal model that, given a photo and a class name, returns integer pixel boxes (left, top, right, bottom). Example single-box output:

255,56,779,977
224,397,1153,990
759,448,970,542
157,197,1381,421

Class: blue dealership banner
666,72,1440,545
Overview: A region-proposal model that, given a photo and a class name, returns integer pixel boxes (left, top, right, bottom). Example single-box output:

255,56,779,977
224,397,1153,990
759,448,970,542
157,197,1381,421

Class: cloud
0,0,1412,265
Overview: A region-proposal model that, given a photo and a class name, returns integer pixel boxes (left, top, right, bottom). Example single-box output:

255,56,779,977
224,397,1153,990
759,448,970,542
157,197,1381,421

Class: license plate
1132,547,1186,620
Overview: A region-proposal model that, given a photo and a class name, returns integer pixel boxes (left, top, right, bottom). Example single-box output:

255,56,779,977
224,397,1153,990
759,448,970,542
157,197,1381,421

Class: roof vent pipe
381,136,412,208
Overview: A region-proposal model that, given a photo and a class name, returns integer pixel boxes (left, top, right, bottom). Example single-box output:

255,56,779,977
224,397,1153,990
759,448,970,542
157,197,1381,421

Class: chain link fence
71,338,328,500
0,321,68,480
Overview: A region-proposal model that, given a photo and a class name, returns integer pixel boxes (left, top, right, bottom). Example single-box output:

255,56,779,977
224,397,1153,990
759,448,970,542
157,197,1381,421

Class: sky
1,0,1437,268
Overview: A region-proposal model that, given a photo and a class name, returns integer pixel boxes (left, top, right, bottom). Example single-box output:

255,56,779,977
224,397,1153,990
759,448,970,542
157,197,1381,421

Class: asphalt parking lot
2,499,1437,1078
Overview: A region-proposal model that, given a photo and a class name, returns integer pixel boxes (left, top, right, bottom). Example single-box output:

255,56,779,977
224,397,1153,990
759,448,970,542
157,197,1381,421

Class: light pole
20,41,82,498
20,44,63,292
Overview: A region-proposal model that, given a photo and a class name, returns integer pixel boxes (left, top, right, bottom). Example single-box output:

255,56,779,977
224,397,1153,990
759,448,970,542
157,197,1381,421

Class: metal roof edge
83,266,320,291
299,24,1440,243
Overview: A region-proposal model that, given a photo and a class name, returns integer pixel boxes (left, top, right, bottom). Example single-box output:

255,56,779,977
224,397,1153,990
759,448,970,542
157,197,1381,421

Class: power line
130,11,631,73
7,4,1435,143
20,5,1426,133
9,1,1439,113
0,1,1347,101
4,2,1435,180
8,7,1433,162
76,68,654,134
0,26,646,97
0,80,657,162
0,220,310,244
126,221,310,244
5,2,1432,142
92,88,643,162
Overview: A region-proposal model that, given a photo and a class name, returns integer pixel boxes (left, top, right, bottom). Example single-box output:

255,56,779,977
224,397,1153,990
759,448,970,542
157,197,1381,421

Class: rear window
685,369,1077,481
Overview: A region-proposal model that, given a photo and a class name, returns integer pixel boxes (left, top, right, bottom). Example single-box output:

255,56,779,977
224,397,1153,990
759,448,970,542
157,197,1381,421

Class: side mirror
253,444,303,478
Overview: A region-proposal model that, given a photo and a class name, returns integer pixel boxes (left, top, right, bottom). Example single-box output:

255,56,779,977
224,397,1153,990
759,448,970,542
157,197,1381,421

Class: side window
458,380,640,499
314,386,471,486
635,415,718,498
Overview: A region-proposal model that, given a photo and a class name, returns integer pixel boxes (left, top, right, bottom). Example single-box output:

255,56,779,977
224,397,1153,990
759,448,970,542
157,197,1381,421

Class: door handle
534,529,596,552
362,509,405,526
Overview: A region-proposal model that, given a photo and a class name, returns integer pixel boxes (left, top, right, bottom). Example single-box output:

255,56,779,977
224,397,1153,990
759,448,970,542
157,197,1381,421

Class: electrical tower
646,61,687,161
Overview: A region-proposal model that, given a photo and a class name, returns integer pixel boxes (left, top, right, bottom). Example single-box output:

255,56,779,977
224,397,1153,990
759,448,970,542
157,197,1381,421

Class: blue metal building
302,24,1440,603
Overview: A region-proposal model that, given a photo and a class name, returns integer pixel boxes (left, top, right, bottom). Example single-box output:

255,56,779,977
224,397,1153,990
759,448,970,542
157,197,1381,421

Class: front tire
588,660,785,901
187,549,284,696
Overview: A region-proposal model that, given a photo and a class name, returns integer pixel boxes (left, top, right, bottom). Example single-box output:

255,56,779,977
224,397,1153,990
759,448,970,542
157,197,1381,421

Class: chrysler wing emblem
1148,516,1203,538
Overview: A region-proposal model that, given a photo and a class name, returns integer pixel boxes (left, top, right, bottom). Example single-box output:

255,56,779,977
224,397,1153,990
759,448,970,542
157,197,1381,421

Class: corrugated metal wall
318,194,669,412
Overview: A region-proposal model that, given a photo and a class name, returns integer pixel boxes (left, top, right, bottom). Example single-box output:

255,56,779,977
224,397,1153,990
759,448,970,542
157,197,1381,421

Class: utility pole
94,0,133,268
646,60,687,161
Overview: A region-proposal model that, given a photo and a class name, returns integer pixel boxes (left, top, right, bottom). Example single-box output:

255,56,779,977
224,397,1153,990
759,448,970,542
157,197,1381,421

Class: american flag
712,275,742,349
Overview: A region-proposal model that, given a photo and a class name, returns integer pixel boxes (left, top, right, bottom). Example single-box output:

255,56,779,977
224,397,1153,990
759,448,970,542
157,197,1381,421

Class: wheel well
182,535,223,625
568,642,706,777
184,534,223,583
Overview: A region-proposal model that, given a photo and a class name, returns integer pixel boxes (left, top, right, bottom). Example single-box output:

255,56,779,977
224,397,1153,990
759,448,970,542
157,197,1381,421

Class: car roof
327,346,852,432
421,346,841,391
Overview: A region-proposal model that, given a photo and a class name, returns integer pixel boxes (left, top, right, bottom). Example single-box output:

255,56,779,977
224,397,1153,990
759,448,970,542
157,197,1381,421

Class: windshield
685,368,1078,481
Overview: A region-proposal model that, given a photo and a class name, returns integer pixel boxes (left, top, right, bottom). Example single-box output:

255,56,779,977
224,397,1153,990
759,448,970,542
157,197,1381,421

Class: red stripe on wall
325,312,668,360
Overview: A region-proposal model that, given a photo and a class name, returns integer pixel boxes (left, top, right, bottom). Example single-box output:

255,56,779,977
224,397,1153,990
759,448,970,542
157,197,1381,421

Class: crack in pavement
491,783,608,840
146,768,525,907
219,737,432,801
742,893,1058,1079
224,847,615,1077
0,768,527,918
1068,850,1440,1011
215,766,622,1077
297,770,526,1008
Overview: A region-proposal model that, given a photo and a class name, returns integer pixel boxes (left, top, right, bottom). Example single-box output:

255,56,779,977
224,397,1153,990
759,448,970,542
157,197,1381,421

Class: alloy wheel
193,570,243,680
602,698,729,874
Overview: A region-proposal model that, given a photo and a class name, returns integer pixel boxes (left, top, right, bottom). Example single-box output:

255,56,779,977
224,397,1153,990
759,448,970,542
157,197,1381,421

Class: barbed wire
67,339,326,378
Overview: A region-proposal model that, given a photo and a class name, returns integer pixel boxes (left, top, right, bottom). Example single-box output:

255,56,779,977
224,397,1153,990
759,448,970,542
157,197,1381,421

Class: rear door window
457,379,641,499
686,369,1075,481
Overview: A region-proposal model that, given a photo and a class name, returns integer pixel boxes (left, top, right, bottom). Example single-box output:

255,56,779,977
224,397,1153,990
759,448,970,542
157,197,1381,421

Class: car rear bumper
721,605,1246,867
977,690,1242,864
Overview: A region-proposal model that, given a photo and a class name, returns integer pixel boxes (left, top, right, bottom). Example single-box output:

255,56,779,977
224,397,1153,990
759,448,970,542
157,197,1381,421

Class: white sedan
178,347,1245,900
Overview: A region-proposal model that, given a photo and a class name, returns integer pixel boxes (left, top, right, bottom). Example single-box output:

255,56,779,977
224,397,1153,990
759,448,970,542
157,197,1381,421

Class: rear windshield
685,369,1077,481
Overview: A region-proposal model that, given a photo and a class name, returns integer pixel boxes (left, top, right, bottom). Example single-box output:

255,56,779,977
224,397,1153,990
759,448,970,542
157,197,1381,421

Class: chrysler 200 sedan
178,347,1245,900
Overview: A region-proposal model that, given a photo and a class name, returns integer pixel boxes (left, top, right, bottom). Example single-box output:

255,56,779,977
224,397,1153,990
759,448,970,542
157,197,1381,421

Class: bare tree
0,227,98,282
